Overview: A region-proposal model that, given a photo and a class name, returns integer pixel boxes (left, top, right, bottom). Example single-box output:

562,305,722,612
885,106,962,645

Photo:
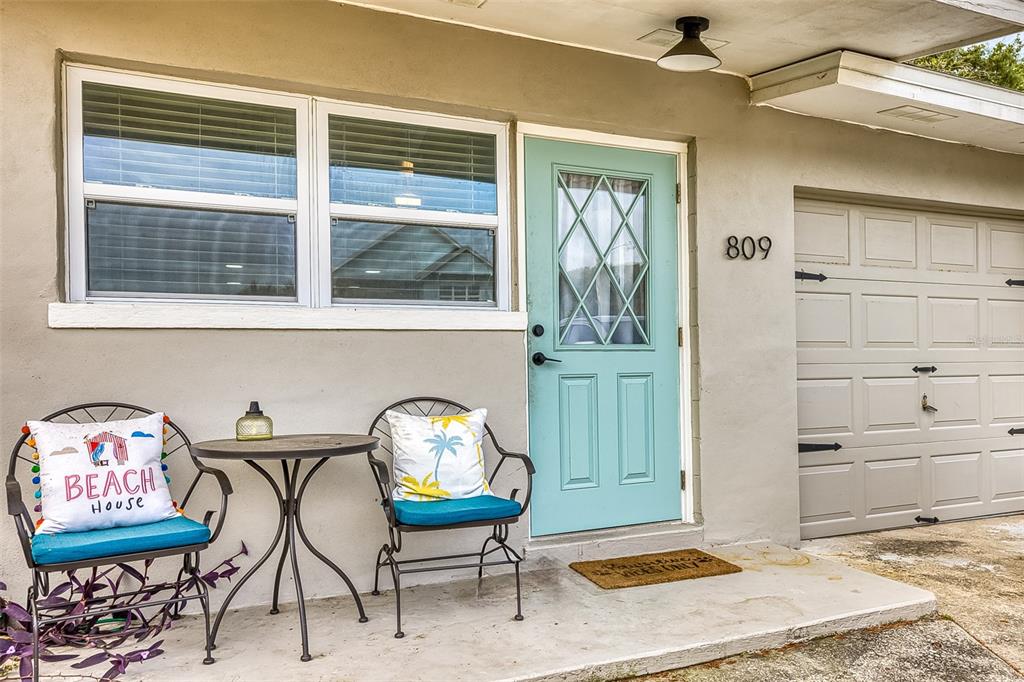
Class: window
65,66,509,310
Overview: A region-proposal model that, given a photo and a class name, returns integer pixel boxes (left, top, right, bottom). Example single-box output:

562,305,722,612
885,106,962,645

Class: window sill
48,302,528,331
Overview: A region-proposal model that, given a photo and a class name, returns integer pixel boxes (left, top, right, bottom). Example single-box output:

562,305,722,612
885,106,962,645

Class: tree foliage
912,36,1024,91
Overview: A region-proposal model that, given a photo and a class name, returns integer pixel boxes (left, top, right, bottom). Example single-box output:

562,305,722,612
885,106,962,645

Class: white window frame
313,100,510,310
64,64,313,306
62,64,513,319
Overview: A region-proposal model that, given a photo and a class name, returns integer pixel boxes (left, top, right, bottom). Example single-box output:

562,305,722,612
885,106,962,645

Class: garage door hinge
680,471,686,491
676,183,681,204
1006,279,1024,286
1010,427,1024,436
795,269,827,282
678,327,685,348
798,442,843,452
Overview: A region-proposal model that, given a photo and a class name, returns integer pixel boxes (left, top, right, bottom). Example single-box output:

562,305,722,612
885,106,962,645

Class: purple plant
0,543,248,681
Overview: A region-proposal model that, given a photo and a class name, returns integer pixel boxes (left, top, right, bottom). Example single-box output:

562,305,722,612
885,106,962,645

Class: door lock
532,324,545,337
531,352,562,366
921,394,938,413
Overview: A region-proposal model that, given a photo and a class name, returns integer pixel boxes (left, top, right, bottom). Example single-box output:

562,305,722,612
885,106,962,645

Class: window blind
87,202,296,298
328,115,496,215
82,82,297,199
331,220,495,302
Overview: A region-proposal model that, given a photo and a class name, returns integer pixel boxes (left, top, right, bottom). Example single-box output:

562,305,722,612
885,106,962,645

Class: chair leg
372,544,387,596
513,561,524,621
29,579,40,682
478,532,494,579
389,558,404,639
200,591,215,665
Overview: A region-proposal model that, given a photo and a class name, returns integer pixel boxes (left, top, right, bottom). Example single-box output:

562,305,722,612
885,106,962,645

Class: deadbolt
532,324,545,337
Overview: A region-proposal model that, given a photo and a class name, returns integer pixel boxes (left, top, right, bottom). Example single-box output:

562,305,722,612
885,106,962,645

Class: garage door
795,198,1024,539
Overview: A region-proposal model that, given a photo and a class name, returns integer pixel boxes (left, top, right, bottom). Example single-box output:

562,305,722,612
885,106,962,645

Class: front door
525,136,682,536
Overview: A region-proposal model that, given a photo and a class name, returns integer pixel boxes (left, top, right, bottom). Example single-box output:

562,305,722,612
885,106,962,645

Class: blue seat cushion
31,516,211,565
394,495,522,526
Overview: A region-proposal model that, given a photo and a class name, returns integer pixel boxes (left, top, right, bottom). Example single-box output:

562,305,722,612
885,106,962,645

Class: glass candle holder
236,401,273,441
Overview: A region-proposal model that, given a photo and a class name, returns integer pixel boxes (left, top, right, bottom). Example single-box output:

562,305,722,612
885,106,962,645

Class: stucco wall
3,1,1024,609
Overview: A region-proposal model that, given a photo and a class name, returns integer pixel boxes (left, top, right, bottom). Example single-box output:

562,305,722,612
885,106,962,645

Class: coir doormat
569,548,742,589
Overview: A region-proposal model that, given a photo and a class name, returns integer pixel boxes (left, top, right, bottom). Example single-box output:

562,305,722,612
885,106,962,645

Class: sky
982,30,1024,48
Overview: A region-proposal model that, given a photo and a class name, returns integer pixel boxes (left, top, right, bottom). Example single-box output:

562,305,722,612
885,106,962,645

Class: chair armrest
7,475,36,567
494,445,536,475
6,475,28,516
367,452,398,527
185,461,232,544
195,460,233,497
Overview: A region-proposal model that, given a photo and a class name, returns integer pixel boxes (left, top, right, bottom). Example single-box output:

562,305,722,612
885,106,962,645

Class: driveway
636,514,1024,681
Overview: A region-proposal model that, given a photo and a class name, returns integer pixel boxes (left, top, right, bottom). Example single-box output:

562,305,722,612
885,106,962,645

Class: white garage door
795,198,1024,539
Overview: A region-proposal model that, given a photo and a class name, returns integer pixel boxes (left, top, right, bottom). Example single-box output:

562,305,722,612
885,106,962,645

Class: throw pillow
28,412,179,534
387,408,491,502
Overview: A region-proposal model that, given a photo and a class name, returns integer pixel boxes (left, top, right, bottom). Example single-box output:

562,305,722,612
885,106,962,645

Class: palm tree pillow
387,408,491,501
27,412,179,534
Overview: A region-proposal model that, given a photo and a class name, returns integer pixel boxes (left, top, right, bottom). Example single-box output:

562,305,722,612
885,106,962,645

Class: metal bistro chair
367,397,535,638
6,403,232,680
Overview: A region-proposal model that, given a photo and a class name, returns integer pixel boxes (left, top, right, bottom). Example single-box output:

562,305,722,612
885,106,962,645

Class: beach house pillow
28,412,179,534
387,408,491,502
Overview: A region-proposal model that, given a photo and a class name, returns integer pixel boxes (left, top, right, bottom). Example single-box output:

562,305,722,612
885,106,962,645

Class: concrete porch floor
35,542,934,681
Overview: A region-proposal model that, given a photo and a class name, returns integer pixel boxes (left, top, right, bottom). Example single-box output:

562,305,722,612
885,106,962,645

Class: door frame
515,122,695,530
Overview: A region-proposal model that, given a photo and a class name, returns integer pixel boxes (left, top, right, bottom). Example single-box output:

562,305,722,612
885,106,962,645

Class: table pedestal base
210,457,367,661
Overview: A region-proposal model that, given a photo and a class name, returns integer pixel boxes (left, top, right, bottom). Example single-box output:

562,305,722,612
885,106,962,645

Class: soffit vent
637,28,729,51
877,104,958,123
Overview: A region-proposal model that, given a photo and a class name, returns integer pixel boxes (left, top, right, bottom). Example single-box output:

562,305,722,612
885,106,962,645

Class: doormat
569,548,741,589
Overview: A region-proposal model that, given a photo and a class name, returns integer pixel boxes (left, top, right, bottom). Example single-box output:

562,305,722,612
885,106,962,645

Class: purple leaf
240,541,249,556
219,566,241,580
3,603,31,622
40,652,78,662
10,630,32,644
72,651,111,668
116,563,146,583
102,662,122,680
0,581,7,591
19,655,32,682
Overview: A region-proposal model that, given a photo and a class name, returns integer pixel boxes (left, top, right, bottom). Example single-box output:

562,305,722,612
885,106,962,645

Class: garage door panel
797,379,853,436
989,300,1024,347
798,462,858,525
989,223,1024,274
864,458,923,517
928,297,979,349
797,279,1021,364
931,451,983,509
864,377,920,433
861,211,917,268
991,375,1024,424
991,448,1024,502
796,201,1022,287
927,217,978,273
795,203,850,264
928,375,981,429
798,363,1024,448
863,295,917,348
800,437,1024,537
796,293,850,348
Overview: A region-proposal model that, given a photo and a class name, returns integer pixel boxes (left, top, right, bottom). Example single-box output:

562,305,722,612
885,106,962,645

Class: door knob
922,394,938,413
531,352,562,366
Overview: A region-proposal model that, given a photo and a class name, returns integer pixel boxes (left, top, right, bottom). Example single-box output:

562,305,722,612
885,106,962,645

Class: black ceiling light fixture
656,16,721,72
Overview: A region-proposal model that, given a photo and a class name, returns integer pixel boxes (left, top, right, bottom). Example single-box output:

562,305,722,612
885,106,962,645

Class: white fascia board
931,0,1024,25
751,51,1024,148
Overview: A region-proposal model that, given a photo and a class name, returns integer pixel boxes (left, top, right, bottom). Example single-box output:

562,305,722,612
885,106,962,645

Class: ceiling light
657,17,721,72
394,194,422,207
365,270,382,274
225,264,243,269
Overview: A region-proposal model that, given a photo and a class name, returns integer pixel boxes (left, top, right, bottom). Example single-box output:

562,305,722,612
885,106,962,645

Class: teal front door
525,137,682,537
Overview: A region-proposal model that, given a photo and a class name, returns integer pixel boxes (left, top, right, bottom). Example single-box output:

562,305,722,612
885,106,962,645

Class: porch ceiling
334,0,1022,76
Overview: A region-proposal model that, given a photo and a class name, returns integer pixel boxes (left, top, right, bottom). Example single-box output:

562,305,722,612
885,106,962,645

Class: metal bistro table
191,434,378,662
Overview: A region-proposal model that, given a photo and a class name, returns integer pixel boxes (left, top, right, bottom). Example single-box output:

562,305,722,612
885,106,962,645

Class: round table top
191,434,379,460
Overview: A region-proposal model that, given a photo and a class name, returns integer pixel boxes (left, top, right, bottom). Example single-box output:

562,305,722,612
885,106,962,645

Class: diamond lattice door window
557,172,650,346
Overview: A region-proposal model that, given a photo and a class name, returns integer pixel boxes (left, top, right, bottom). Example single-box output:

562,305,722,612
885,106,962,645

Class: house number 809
725,235,772,260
